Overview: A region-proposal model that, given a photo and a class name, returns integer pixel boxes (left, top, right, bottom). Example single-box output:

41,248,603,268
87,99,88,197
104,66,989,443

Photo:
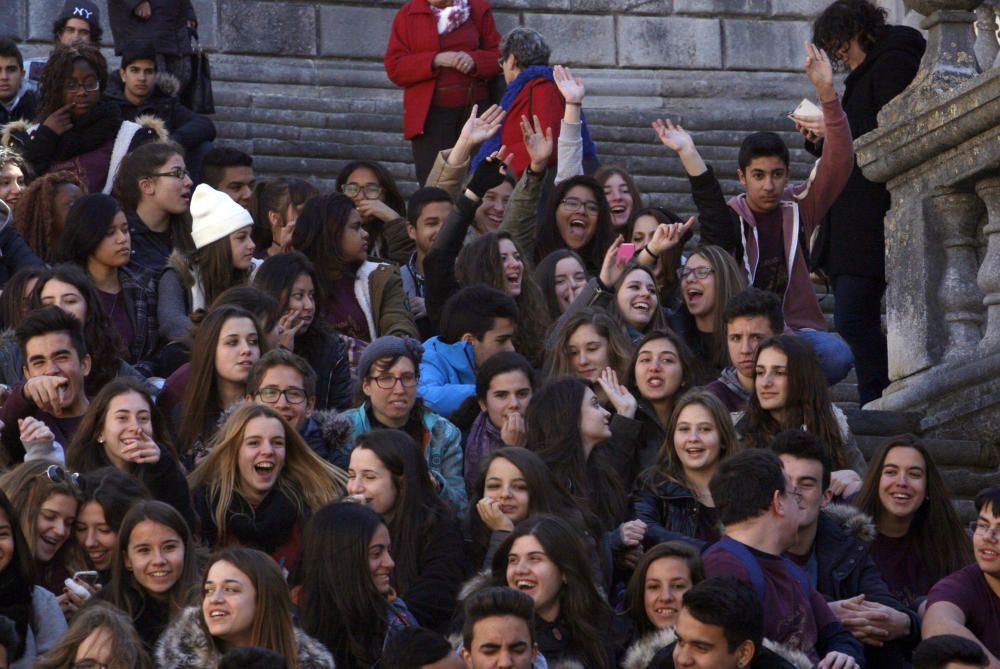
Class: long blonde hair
188,404,347,542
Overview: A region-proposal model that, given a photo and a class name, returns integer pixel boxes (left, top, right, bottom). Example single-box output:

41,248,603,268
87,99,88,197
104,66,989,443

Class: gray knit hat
357,336,423,380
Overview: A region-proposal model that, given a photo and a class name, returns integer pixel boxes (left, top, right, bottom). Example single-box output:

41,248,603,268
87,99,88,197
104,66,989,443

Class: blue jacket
418,336,477,417
341,406,468,514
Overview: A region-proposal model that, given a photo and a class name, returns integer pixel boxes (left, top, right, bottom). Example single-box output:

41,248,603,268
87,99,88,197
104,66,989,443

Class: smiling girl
0,461,83,598
533,249,588,320
156,547,334,668
631,390,741,548
158,184,261,342
622,541,704,649
536,176,615,275
67,378,193,528
0,489,67,669
99,500,200,651
74,467,149,581
188,404,346,571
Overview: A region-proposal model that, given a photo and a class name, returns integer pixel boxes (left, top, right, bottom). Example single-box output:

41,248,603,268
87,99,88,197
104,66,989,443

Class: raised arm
553,65,584,185
499,114,553,262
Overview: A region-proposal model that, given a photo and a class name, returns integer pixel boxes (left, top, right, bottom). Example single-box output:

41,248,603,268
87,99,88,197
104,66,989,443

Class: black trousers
411,102,485,187
833,274,890,405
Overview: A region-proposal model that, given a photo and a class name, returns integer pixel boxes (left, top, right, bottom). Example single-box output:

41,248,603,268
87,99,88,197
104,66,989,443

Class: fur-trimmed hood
154,606,335,668
822,503,876,543
0,119,32,148
621,627,812,669
0,114,167,148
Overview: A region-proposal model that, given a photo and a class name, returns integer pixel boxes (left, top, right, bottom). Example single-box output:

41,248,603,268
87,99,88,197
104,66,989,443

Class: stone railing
858,0,1000,448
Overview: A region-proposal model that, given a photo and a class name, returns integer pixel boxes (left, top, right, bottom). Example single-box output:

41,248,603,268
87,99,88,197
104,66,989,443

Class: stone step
842,408,922,436
831,382,859,404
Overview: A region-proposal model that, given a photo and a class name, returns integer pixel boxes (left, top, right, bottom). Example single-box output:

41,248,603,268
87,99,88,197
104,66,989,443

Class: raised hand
597,366,637,419
24,375,70,416
804,41,835,101
278,308,305,349
793,115,826,143
647,217,696,257
500,411,527,448
459,104,507,147
520,114,554,173
553,65,585,105
355,198,400,223
19,417,54,451
466,146,509,199
599,235,627,289
119,428,161,465
477,497,515,532
652,118,694,155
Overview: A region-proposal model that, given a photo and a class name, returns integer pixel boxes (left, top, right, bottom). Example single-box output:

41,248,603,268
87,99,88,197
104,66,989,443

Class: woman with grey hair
471,27,597,177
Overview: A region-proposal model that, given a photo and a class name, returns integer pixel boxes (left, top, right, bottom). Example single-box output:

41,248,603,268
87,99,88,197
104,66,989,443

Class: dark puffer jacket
105,72,215,151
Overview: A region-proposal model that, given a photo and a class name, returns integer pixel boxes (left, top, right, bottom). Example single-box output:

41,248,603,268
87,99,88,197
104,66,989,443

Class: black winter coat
809,505,920,668
808,25,925,278
0,87,37,125
630,479,710,550
0,224,44,290
106,74,215,150
108,0,195,57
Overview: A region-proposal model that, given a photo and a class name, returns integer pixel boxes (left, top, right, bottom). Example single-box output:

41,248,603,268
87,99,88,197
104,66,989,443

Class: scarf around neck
471,64,598,172
464,411,504,490
50,99,123,162
197,485,302,555
430,0,470,34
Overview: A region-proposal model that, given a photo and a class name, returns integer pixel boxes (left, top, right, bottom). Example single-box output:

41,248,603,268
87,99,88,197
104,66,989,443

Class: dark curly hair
35,44,108,122
812,0,888,69
52,17,103,45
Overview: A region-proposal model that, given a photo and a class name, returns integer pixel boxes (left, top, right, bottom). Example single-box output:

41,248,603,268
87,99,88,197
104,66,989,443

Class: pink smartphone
617,243,636,263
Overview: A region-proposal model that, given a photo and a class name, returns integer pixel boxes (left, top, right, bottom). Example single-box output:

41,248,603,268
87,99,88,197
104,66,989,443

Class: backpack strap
714,536,767,602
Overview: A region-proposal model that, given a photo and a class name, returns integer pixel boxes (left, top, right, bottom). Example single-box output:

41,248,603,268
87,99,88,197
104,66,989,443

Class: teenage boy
419,285,518,417
776,430,918,668
108,47,216,181
202,147,255,210
403,187,452,339
1,307,91,464
654,42,854,387
923,486,1000,667
703,449,864,667
54,0,102,46
706,288,783,412
663,577,799,669
245,349,353,467
461,587,537,669
0,39,37,126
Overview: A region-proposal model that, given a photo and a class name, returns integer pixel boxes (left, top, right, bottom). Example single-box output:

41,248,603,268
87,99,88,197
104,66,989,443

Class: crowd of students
0,0,997,668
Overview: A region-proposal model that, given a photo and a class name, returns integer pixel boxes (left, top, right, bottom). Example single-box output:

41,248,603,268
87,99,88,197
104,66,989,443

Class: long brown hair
0,461,83,570
33,601,152,669
187,404,346,543
642,389,742,493
199,547,302,668
544,307,633,381
680,245,747,371
177,306,268,456
623,541,704,635
742,335,849,469
188,232,254,308
103,500,201,623
13,171,84,263
855,435,973,584
456,231,551,367
67,377,177,473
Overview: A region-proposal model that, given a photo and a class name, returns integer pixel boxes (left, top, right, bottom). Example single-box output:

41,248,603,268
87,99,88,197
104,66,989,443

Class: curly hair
52,16,103,45
13,171,84,263
812,0,888,69
35,44,108,123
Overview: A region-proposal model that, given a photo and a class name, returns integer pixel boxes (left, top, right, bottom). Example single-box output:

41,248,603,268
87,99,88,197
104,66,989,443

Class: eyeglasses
64,79,100,93
559,197,600,215
257,386,308,405
41,464,81,488
970,521,1000,541
369,372,418,390
676,266,714,281
72,661,109,669
147,167,190,180
341,183,383,199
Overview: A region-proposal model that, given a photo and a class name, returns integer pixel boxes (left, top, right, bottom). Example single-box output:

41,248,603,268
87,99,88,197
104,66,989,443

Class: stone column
976,176,1000,353
975,2,999,69
931,189,985,360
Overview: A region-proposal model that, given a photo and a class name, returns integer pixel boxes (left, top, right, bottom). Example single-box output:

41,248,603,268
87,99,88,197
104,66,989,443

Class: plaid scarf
431,0,470,34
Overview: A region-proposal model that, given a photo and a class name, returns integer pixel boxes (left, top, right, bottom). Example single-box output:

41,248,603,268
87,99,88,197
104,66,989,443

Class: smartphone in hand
617,243,636,264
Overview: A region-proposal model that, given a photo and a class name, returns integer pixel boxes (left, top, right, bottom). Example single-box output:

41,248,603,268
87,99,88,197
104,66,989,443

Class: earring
97,437,104,444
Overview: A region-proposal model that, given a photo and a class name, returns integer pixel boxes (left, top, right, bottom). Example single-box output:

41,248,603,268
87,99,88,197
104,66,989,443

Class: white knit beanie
189,184,253,250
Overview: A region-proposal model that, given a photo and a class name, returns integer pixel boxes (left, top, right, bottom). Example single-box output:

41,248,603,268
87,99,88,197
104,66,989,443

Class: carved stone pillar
975,2,999,69
976,176,1000,353
932,189,985,360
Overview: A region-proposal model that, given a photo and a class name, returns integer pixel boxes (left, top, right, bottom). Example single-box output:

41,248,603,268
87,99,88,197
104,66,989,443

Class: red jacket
384,0,502,140
500,77,564,177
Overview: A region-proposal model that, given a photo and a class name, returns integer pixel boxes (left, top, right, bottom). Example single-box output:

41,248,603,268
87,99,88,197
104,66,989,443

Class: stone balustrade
858,0,1000,448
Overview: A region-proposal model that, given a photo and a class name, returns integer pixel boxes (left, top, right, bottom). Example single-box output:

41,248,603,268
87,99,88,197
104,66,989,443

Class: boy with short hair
706,287,783,412
923,486,1000,666
461,587,537,669
403,187,452,338
655,42,855,386
0,38,37,125
202,147,255,210
419,285,518,417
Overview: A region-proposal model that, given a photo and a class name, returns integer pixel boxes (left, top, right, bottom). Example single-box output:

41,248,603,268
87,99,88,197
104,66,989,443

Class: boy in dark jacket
653,42,855,387
0,39,37,126
777,431,919,668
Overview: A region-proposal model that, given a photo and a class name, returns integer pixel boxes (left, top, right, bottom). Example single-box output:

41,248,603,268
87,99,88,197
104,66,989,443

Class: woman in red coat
384,0,502,186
